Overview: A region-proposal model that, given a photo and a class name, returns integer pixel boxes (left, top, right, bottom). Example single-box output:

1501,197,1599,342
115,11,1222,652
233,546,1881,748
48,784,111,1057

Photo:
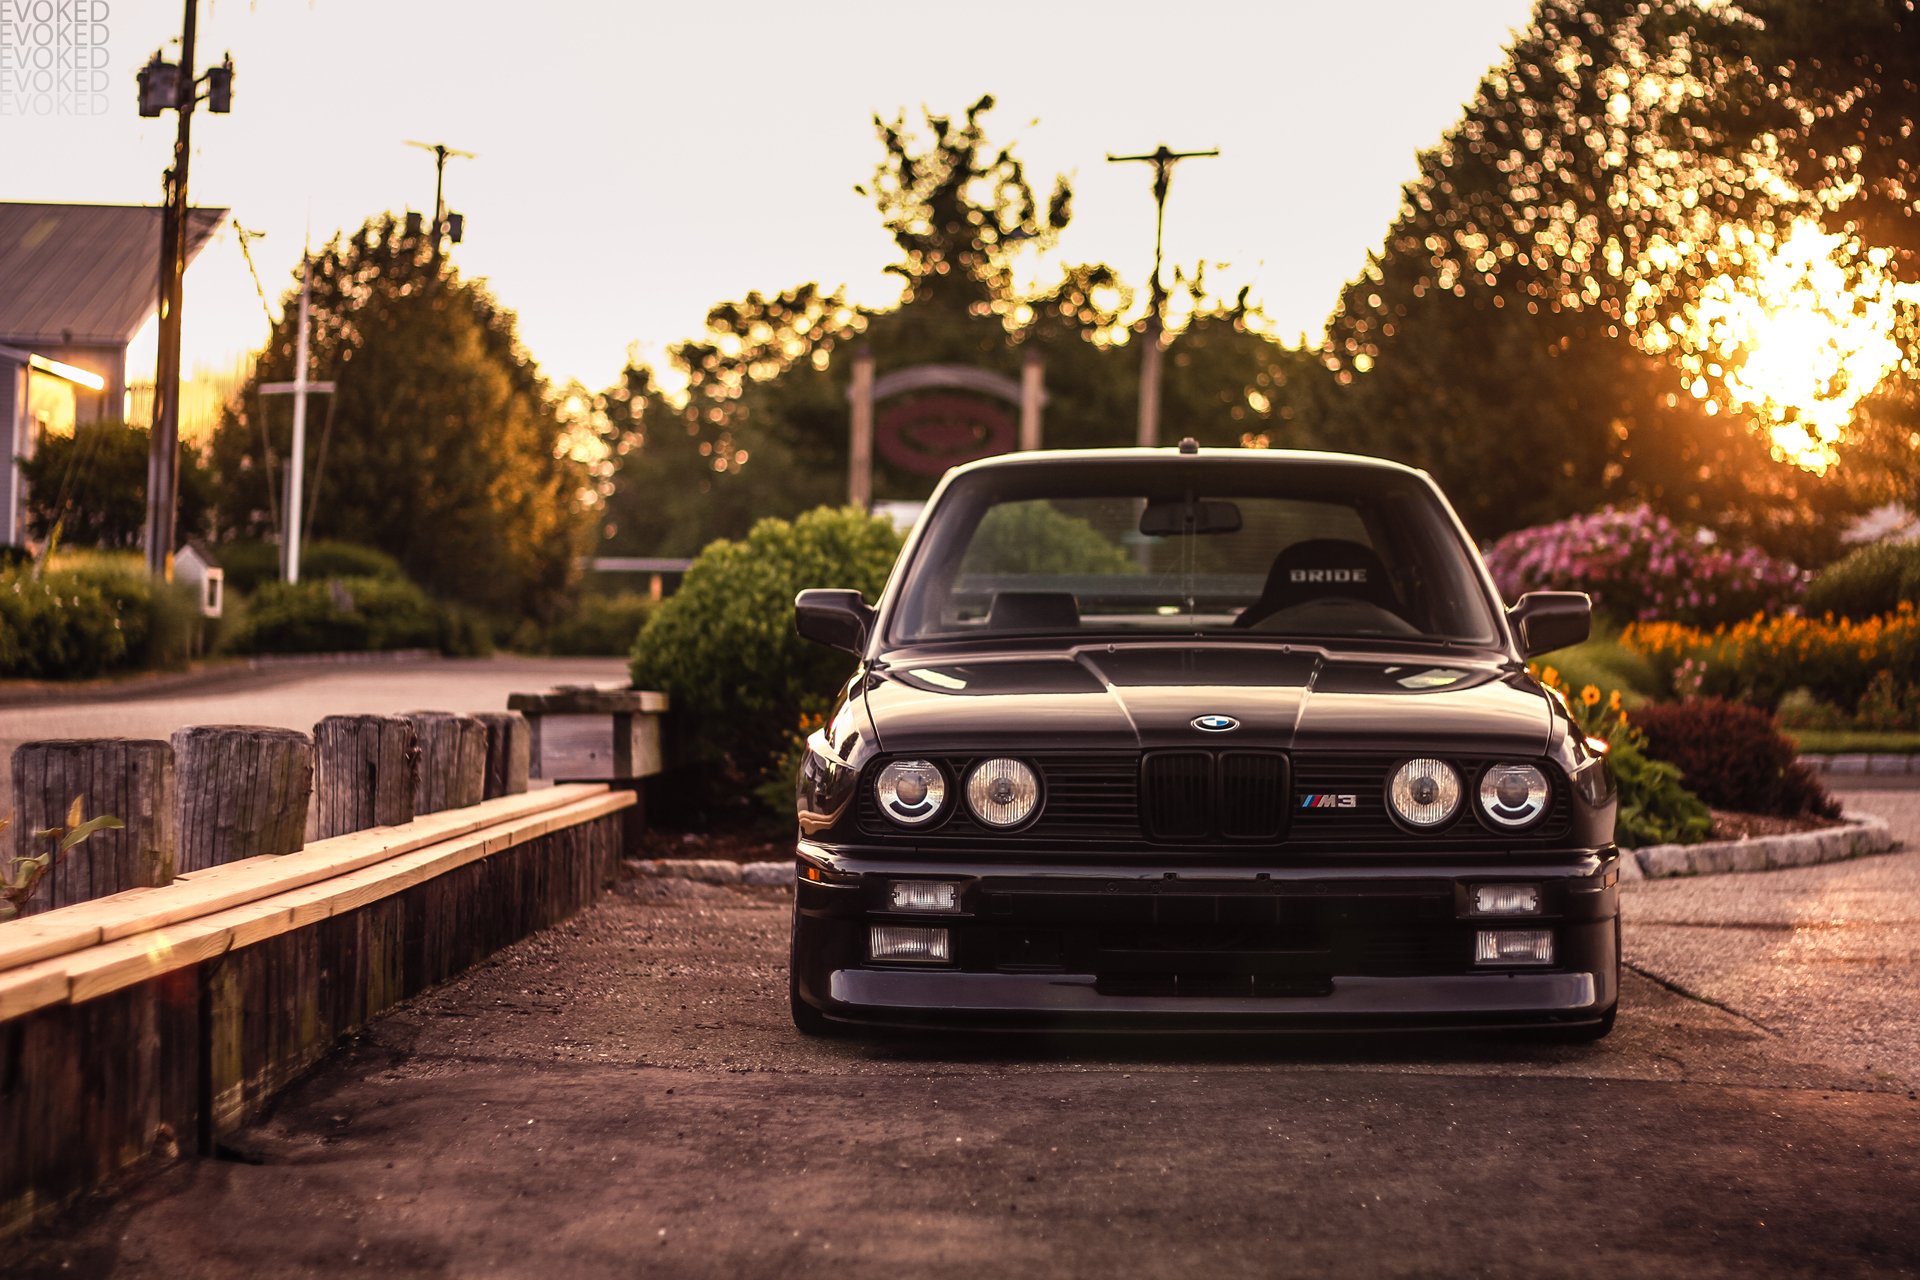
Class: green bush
1533,634,1659,707
214,539,407,595
230,575,481,655
1631,698,1839,819
545,592,655,656
1804,540,1920,620
0,568,131,678
630,506,903,806
1608,732,1714,849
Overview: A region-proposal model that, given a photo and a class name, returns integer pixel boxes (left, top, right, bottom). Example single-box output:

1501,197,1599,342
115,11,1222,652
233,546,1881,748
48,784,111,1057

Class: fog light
888,880,961,912
1475,929,1554,965
870,925,952,963
1470,884,1542,916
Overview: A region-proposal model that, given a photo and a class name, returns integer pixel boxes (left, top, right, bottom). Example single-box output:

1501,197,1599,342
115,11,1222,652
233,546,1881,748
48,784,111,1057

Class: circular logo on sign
876,393,1017,475
1192,715,1239,732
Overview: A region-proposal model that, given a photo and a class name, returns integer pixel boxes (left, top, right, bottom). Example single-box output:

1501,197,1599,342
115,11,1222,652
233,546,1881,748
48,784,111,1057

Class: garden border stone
1798,752,1920,776
1620,811,1895,880
625,859,789,887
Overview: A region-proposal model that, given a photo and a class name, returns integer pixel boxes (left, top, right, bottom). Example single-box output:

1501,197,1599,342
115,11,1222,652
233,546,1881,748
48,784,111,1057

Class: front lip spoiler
825,970,1599,1029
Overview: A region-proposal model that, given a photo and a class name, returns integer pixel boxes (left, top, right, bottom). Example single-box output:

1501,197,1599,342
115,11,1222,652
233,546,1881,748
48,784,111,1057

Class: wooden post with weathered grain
8,739,176,915
171,726,314,872
473,711,530,799
403,711,487,814
312,715,417,838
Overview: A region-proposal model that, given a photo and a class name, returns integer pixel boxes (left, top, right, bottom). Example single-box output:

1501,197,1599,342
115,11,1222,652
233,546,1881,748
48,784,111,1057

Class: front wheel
788,897,840,1037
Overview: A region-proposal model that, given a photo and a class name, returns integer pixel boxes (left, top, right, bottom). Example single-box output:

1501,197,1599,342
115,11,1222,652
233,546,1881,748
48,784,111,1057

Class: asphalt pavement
10,784,1919,1277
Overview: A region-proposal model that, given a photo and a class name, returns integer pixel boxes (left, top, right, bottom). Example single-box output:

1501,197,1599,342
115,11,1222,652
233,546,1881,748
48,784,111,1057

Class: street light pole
1107,144,1218,449
406,140,474,253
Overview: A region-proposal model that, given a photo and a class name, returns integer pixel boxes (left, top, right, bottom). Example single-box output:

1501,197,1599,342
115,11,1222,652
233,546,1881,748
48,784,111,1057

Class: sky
4,0,1536,398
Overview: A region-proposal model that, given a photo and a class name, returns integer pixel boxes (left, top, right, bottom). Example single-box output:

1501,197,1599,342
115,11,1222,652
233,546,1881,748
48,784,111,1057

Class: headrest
1236,539,1398,627
986,591,1080,632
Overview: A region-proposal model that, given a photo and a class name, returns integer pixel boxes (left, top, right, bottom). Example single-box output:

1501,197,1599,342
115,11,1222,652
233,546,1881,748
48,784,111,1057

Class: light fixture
888,881,961,913
869,925,951,963
1474,929,1554,966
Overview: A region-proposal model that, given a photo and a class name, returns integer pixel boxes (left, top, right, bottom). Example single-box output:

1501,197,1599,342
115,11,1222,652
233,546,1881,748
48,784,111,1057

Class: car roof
943,446,1429,481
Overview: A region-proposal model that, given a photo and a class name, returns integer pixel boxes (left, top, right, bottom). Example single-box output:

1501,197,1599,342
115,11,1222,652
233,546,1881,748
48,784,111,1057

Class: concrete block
1639,845,1694,878
740,862,791,887
1868,754,1911,776
1827,754,1870,775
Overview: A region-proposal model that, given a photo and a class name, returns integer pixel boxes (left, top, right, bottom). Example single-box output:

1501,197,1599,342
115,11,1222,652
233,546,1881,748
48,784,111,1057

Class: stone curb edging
625,858,791,887
1799,752,1920,777
1618,812,1896,881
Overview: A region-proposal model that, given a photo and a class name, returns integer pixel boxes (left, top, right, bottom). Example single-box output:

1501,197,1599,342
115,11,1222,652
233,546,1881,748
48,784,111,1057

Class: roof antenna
1178,437,1199,455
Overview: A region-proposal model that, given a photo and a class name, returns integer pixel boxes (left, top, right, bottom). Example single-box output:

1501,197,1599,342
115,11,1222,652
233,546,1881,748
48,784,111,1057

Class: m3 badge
1300,794,1358,809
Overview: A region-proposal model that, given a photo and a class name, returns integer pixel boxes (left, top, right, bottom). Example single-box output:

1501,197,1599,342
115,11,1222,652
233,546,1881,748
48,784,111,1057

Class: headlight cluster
1387,759,1551,831
875,758,1041,829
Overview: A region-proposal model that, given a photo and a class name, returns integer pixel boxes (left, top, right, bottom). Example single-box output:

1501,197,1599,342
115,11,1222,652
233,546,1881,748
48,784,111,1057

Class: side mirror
1508,591,1591,659
795,589,875,656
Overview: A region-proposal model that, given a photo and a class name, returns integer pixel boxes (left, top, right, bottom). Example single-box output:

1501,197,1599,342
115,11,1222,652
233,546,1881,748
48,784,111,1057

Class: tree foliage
1321,0,1920,553
19,420,212,550
208,217,594,620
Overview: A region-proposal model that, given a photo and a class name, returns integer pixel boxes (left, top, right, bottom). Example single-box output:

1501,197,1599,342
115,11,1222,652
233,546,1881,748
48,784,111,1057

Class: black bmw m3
788,445,1620,1037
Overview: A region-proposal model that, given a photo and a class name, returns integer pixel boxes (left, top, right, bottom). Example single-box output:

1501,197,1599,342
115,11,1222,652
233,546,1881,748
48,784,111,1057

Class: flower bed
1621,604,1920,710
1484,505,1804,625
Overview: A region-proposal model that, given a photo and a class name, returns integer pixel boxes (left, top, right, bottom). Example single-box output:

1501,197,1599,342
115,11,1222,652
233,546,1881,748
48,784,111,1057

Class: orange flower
1580,685,1602,706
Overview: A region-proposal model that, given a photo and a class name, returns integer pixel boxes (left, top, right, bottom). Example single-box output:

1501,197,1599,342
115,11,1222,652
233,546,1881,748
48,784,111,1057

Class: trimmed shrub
1631,698,1839,819
545,592,655,656
630,506,903,806
214,539,407,595
230,575,472,655
0,568,132,678
1804,539,1920,620
1482,505,1805,626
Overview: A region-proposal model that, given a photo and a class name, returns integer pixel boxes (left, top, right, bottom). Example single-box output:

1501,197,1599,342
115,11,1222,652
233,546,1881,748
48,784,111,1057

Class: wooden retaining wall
0,784,633,1238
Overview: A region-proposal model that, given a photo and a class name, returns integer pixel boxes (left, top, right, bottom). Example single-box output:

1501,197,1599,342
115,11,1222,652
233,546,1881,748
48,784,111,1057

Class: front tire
789,896,840,1037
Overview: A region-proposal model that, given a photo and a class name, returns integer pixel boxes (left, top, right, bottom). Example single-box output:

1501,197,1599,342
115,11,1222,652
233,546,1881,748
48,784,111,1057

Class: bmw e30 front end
788,448,1620,1037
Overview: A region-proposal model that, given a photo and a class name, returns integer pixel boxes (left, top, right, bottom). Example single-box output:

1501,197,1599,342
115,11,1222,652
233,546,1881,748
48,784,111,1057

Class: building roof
0,202,228,348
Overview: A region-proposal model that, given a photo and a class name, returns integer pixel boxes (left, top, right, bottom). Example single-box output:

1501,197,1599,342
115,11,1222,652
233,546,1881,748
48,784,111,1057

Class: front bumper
792,843,1621,1031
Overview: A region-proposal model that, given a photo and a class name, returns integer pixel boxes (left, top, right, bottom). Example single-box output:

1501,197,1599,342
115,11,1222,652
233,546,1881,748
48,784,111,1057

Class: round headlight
875,759,947,826
1479,762,1550,829
965,758,1040,828
1387,757,1462,829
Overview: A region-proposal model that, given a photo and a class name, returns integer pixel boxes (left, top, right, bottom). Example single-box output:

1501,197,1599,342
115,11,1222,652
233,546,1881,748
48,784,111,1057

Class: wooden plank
0,784,611,975
0,792,635,1019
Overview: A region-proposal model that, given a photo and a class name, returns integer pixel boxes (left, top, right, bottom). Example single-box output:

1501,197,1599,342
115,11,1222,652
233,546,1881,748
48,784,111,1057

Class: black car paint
790,449,1620,1034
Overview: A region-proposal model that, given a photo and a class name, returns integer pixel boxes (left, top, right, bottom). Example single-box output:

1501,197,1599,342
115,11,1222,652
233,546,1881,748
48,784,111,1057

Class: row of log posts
7,711,531,915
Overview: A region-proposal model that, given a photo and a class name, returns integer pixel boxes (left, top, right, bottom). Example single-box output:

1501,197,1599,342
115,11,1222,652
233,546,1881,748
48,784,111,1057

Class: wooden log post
403,712,487,814
8,739,176,915
473,711,530,799
171,726,314,873
312,715,417,839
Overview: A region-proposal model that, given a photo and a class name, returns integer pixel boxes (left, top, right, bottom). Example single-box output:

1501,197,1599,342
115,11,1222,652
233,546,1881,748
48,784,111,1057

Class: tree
1320,0,1920,552
208,217,593,620
599,98,1323,557
19,420,212,549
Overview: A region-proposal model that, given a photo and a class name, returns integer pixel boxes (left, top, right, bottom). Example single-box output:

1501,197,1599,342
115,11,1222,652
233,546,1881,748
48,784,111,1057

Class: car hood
863,644,1553,757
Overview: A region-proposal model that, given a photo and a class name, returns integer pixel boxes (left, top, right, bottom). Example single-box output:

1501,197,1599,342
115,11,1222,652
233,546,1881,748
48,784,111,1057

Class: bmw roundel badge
1192,714,1240,732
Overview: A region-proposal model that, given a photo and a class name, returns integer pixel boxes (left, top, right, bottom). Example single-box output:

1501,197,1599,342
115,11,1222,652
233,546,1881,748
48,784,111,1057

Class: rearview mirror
1139,497,1243,536
1508,591,1591,659
795,589,875,656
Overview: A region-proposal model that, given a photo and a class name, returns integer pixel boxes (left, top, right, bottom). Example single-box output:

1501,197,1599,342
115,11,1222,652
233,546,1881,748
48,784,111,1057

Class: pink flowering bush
1482,505,1805,626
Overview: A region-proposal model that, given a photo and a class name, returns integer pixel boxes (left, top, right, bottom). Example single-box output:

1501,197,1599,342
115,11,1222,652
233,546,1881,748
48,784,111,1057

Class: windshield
887,460,1502,647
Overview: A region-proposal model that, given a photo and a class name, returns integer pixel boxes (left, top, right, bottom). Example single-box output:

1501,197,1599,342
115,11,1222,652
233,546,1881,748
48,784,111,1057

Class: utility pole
137,0,233,577
1107,144,1218,449
406,140,474,252
259,255,335,584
